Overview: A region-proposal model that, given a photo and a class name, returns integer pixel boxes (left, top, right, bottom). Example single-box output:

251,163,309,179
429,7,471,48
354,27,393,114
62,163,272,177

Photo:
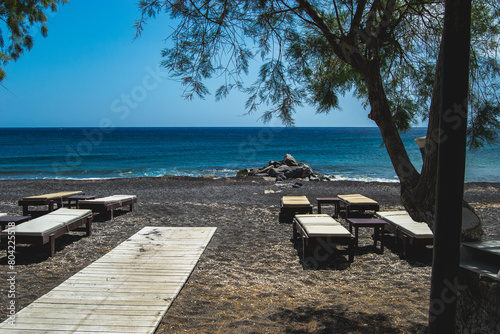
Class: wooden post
428,0,471,332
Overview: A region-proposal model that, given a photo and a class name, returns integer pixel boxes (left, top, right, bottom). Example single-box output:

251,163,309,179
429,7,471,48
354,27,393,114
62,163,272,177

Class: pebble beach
0,176,499,333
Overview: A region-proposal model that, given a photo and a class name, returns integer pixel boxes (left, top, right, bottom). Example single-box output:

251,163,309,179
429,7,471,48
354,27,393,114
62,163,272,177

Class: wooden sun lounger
77,195,137,219
0,208,92,257
279,196,313,223
376,211,434,255
18,191,83,216
338,194,380,217
293,214,355,262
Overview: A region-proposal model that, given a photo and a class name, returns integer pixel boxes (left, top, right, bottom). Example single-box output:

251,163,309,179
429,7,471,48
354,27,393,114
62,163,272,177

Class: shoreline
1,174,499,183
0,177,499,332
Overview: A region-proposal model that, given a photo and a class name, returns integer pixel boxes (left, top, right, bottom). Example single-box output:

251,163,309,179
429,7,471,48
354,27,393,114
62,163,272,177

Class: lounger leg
48,234,56,257
86,218,92,236
402,236,408,256
380,226,385,253
334,201,340,218
348,239,354,262
354,226,359,247
129,204,133,212
302,238,309,260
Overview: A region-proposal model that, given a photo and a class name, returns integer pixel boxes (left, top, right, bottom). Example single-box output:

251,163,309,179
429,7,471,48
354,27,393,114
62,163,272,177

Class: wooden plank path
0,226,217,334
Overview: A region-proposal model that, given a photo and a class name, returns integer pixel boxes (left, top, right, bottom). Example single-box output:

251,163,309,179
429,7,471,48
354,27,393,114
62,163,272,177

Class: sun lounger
18,191,84,216
77,195,137,219
0,208,92,257
293,214,355,262
376,211,434,255
279,196,313,223
338,194,380,217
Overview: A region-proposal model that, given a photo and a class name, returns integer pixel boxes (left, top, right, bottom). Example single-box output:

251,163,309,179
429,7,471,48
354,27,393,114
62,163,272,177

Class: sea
0,127,499,183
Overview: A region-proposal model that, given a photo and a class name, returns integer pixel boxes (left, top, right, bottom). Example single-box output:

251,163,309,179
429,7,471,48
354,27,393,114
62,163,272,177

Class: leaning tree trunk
404,42,482,241
363,58,482,241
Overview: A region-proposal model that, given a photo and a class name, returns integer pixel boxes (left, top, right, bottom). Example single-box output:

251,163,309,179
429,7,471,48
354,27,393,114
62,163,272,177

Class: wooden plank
0,330,135,334
17,307,164,318
22,303,166,313
0,226,216,334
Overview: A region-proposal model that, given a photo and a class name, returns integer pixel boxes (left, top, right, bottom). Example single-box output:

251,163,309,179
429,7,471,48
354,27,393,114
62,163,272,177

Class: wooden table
0,215,31,231
316,197,341,216
67,195,96,208
347,218,386,252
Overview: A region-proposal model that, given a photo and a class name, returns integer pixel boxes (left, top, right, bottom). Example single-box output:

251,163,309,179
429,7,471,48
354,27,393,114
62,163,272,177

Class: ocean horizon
0,127,499,183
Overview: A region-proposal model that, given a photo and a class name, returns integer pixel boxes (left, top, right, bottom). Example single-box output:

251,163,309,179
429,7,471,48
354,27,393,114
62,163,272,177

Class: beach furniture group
281,193,435,263
0,191,138,257
18,191,84,216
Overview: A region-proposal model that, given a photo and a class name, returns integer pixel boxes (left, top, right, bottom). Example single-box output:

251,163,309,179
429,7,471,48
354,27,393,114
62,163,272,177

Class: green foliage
136,0,500,148
0,0,67,82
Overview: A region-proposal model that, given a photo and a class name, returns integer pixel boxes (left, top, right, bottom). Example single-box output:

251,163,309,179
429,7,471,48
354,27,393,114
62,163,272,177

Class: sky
0,0,378,128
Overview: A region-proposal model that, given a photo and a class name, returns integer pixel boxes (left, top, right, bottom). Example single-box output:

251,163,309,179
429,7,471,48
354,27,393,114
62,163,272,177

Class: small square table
316,197,341,216
67,195,96,208
0,216,31,231
347,218,386,252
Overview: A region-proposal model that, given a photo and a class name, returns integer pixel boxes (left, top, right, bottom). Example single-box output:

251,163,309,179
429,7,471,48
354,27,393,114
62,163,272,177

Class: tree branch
348,0,367,40
295,0,346,60
332,0,345,36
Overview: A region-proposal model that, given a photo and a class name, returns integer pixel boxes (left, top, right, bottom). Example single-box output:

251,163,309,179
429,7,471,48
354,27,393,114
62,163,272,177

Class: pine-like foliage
0,0,68,82
135,0,499,149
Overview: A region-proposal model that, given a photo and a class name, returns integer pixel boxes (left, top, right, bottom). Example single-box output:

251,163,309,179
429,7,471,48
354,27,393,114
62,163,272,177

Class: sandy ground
0,177,499,333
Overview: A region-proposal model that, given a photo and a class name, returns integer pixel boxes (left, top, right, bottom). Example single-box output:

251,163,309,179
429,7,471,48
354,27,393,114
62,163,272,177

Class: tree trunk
363,62,421,186
362,57,482,241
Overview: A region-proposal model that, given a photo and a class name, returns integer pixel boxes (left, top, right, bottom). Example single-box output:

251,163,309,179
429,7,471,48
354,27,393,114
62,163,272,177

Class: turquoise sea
0,127,498,182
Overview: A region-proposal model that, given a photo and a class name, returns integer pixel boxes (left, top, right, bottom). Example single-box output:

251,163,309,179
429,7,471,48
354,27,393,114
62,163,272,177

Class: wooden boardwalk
0,226,217,333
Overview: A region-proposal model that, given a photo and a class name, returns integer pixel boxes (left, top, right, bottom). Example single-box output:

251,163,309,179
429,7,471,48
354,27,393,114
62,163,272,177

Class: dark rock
243,154,318,181
283,154,298,166
236,169,249,177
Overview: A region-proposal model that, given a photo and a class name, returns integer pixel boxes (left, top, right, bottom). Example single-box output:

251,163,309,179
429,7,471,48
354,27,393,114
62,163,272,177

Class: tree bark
362,61,421,191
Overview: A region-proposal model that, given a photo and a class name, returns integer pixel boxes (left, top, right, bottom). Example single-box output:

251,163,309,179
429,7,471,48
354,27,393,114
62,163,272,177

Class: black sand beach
1,177,499,333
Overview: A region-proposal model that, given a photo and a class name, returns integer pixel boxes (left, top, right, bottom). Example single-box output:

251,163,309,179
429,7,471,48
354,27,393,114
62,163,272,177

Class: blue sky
1,0,378,128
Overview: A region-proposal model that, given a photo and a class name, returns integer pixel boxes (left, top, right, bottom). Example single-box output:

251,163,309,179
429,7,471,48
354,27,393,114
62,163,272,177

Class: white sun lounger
376,210,434,255
293,214,354,262
77,195,137,219
0,208,92,257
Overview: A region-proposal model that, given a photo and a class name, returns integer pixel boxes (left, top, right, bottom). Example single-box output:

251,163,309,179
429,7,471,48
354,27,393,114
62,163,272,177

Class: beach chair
293,214,355,262
77,195,137,219
338,194,379,217
0,208,92,257
279,196,313,223
376,211,433,255
18,191,84,216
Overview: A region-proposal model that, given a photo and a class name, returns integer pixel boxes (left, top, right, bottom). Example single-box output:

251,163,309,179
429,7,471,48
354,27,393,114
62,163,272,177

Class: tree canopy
135,0,500,148
0,0,67,83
